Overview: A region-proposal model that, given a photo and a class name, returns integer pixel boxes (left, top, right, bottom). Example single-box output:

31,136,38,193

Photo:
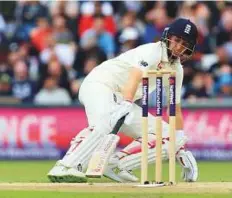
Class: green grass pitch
0,160,231,198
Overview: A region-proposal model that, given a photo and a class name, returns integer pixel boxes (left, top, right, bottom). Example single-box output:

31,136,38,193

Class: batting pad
117,135,188,171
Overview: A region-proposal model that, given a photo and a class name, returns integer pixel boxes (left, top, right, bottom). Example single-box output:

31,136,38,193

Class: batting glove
110,100,133,129
176,149,198,182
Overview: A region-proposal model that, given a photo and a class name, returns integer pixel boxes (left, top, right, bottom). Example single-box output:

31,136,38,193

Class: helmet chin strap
167,49,178,64
161,41,178,64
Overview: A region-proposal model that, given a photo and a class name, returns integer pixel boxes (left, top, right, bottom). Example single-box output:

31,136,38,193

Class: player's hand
176,150,198,182
110,100,133,129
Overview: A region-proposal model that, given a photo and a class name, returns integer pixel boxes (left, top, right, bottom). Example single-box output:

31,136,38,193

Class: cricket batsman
48,18,198,183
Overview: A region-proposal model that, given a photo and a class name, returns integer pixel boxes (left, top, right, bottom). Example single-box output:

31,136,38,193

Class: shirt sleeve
131,44,161,71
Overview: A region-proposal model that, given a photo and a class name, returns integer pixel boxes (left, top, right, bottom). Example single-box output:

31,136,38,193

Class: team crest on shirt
139,60,148,67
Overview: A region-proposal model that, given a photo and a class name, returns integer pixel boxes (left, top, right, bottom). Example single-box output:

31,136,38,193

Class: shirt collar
160,41,181,65
161,42,169,62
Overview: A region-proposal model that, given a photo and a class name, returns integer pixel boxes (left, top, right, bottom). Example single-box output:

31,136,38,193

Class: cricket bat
86,115,126,178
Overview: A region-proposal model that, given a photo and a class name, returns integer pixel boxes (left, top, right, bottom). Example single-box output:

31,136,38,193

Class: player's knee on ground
113,133,187,171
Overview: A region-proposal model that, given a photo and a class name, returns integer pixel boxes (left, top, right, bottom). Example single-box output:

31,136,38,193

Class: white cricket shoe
117,170,139,182
104,166,139,183
47,161,87,183
176,149,198,182
103,155,139,183
103,166,125,182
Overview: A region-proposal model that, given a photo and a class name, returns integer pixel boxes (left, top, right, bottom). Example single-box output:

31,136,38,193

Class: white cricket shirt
83,41,183,104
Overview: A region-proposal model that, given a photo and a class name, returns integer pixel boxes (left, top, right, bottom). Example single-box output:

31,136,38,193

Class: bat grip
111,114,128,135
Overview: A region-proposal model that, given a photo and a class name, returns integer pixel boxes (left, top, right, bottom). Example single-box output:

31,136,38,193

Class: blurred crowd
0,1,231,105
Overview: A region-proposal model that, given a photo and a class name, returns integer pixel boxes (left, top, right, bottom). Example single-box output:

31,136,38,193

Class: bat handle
111,114,128,135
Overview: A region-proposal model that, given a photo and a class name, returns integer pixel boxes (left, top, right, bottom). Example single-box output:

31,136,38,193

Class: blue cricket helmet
161,18,198,60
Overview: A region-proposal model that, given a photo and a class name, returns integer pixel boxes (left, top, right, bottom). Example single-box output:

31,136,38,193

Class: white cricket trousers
79,81,170,139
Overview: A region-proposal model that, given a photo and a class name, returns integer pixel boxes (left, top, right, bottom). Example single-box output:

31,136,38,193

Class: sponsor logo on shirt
139,60,148,67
